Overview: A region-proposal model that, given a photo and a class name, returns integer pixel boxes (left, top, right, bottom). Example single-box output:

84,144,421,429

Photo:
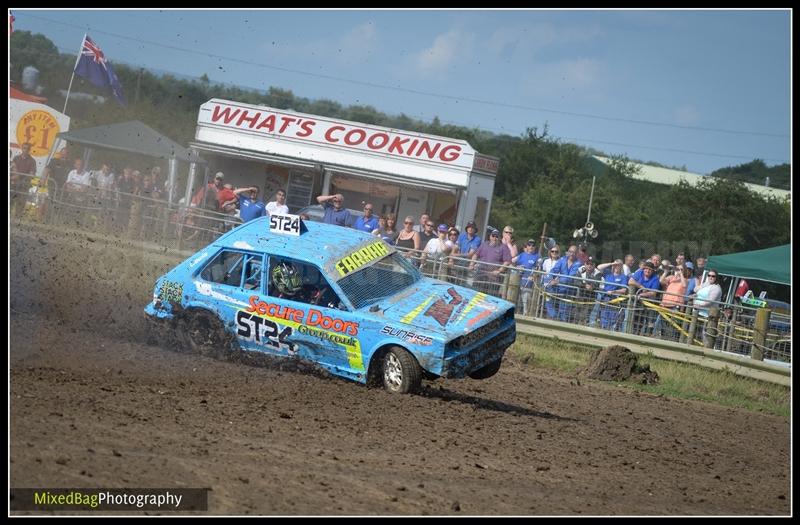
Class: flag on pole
74,35,126,106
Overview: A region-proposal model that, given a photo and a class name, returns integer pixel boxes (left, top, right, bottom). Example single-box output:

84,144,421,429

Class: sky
10,8,792,175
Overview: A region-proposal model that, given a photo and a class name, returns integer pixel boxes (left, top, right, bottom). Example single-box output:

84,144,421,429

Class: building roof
57,120,204,163
592,155,790,200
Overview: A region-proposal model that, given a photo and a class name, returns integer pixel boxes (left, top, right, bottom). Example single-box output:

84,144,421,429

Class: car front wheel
382,346,422,394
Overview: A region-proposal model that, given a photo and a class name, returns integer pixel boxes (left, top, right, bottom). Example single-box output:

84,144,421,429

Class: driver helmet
272,261,302,295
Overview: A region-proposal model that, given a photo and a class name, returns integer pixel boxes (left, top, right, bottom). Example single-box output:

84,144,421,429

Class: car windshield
338,252,420,309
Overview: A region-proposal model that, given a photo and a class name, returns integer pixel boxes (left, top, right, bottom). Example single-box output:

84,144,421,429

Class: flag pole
62,33,87,115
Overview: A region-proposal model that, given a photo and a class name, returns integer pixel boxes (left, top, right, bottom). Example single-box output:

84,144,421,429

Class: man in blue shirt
233,185,267,223
353,202,379,233
514,239,540,316
545,244,583,322
317,193,351,227
628,260,661,334
595,259,629,330
457,221,482,257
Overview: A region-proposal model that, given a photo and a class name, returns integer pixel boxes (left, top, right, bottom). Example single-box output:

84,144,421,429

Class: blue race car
145,214,516,394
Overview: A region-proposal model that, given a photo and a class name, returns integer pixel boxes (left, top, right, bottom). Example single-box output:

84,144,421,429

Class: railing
10,171,242,253
9,176,791,366
394,245,791,365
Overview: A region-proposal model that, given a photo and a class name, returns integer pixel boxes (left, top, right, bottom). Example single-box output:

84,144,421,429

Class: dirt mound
583,345,659,384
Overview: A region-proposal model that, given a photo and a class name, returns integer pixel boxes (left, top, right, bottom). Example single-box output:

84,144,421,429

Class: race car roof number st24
269,213,301,236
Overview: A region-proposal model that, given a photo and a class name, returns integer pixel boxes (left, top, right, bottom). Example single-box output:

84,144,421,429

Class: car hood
367,278,511,337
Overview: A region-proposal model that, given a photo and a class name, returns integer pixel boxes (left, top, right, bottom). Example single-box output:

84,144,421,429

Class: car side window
243,254,263,291
268,256,343,308
200,250,246,287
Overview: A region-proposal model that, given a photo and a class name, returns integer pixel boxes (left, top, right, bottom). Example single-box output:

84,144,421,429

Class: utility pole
135,68,143,105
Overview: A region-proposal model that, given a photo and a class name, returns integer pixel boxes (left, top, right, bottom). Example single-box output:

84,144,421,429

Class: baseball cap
685,261,694,270
643,261,656,270
489,228,500,237
214,171,225,179
437,224,448,232
525,239,536,246
466,221,477,230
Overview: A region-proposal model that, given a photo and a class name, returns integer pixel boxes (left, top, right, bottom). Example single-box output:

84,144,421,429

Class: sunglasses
425,224,434,227
404,221,413,225
708,274,717,278
550,250,559,253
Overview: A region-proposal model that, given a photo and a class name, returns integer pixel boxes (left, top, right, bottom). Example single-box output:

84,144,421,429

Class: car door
247,255,367,378
228,252,299,357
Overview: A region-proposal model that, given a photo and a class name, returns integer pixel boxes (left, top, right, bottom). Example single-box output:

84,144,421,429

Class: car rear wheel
382,346,422,394
468,358,502,380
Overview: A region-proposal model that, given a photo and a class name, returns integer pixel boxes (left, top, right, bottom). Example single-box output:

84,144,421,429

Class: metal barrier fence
10,171,242,253
394,246,791,365
9,173,791,365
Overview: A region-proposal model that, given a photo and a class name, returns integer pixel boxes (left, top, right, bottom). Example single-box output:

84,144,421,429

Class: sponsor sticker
380,326,434,346
335,241,389,277
157,281,183,304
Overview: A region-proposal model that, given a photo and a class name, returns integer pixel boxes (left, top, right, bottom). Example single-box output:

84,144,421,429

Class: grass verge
510,333,790,418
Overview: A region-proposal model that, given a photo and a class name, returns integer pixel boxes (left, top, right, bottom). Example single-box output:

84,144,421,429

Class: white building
186,98,500,232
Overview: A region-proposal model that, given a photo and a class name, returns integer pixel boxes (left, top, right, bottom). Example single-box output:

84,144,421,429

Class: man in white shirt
65,158,92,192
93,163,116,196
265,189,289,215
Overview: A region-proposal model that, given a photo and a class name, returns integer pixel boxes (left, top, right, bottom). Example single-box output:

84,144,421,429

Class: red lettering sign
203,102,471,166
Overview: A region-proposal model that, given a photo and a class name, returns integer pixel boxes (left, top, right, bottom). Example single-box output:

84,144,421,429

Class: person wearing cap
455,221,482,284
628,260,662,335
419,224,453,275
654,261,694,338
513,239,540,316
501,225,518,259
469,228,511,295
457,221,482,257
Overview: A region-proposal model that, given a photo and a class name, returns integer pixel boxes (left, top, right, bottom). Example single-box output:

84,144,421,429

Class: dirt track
9,224,791,515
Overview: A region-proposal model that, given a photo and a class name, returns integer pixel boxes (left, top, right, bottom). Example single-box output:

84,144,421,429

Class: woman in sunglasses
395,215,421,262
691,269,723,318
